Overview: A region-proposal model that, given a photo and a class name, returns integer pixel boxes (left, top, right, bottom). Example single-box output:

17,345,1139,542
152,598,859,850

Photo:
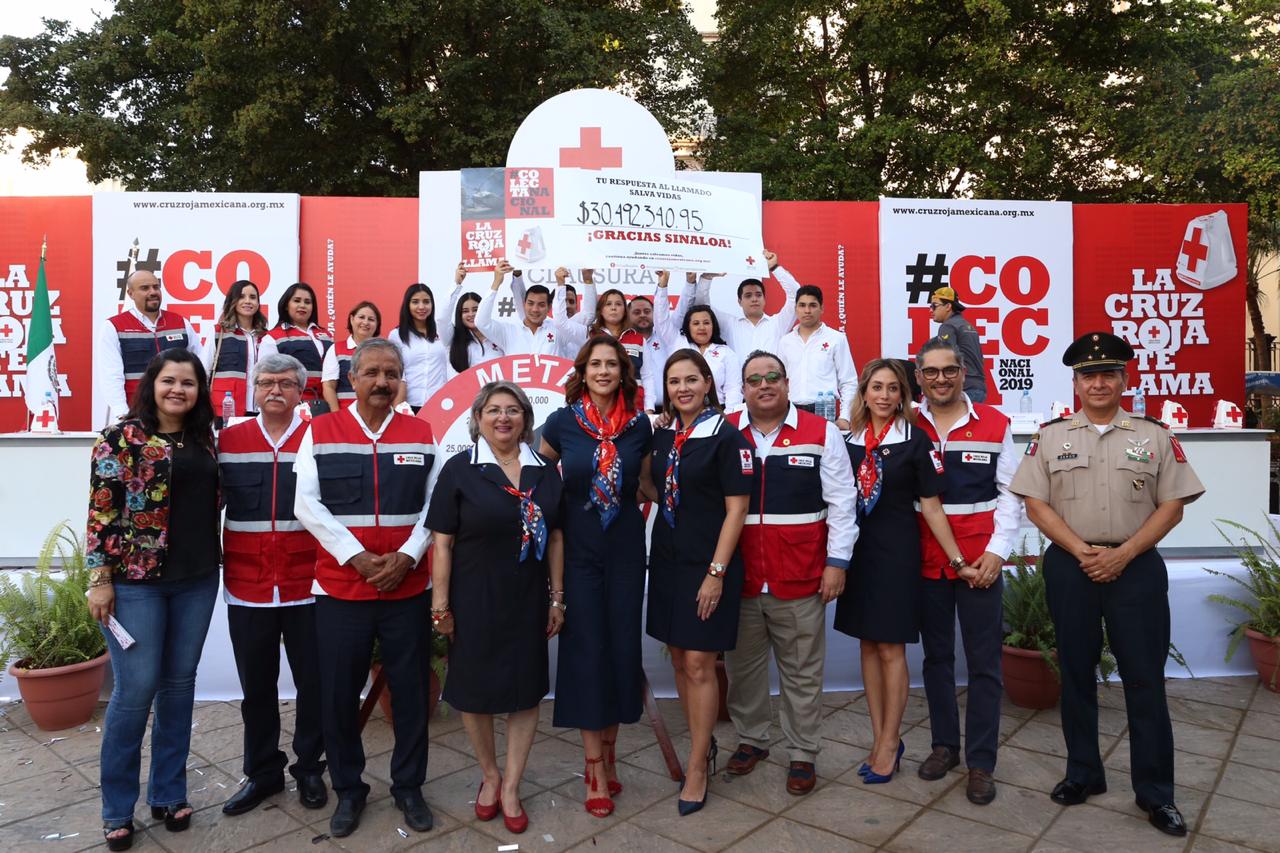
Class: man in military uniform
930,286,987,402
1010,331,1204,837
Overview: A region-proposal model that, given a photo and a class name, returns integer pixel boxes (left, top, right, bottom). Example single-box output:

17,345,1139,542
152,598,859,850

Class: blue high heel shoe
862,740,905,785
677,737,718,816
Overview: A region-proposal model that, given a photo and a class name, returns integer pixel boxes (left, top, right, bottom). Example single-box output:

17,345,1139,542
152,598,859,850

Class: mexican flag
24,240,58,418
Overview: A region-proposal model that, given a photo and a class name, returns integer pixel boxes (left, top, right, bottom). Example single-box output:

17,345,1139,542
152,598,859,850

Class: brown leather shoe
786,761,816,795
917,745,959,781
725,744,770,776
967,768,996,805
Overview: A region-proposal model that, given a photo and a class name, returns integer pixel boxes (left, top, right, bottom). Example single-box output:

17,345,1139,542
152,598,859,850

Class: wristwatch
707,562,727,578
948,556,966,571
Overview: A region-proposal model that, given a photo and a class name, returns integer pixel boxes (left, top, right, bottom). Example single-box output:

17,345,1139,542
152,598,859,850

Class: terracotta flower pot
369,663,443,725
1245,628,1280,693
1002,645,1060,709
8,653,110,732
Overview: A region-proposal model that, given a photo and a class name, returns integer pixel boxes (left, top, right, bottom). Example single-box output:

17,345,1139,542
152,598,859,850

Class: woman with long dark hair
390,283,447,412
86,349,221,850
538,335,652,818
322,301,381,411
267,283,332,404
646,349,751,815
202,280,276,417
442,263,504,377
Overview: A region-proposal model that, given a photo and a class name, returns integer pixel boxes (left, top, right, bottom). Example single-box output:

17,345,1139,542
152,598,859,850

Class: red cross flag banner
91,192,300,426
878,198,1076,412
1072,204,1246,425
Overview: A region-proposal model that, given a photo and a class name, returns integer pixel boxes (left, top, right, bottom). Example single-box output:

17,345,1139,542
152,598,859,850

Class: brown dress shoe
726,744,770,776
967,768,996,805
786,761,816,795
917,746,960,781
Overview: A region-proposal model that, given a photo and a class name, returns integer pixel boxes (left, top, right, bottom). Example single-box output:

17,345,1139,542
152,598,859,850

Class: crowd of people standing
85,260,1203,849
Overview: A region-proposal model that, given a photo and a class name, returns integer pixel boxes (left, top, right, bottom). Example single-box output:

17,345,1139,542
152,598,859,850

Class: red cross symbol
34,408,56,428
963,452,974,462
821,342,830,351
559,128,623,170
395,454,406,463
1147,326,1161,339
1181,227,1209,271
0,319,17,338
1171,408,1189,427
546,332,555,342
1227,407,1242,424
517,233,532,254
745,256,756,266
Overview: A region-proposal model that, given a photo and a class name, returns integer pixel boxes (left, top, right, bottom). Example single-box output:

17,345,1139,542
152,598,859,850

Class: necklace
160,430,186,448
495,454,520,467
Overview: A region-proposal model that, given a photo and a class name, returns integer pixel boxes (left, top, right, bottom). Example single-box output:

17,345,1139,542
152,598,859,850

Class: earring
703,394,711,408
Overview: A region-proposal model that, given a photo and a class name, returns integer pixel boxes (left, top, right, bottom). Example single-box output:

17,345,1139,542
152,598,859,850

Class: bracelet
550,600,567,612
89,575,114,589
707,562,727,578
430,608,452,627
549,589,565,597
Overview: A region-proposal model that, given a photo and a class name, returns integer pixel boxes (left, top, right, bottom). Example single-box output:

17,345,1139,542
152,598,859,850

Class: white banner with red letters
878,198,1075,410
91,192,300,427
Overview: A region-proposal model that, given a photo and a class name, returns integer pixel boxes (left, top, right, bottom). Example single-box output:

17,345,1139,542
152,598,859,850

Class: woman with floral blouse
86,349,221,851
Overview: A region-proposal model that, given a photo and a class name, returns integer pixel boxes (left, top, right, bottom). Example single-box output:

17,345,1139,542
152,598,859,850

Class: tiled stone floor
2,676,1278,851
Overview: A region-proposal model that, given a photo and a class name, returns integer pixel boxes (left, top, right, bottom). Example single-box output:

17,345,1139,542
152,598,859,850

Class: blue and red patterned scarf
571,397,644,529
855,418,896,518
662,408,717,527
500,482,547,562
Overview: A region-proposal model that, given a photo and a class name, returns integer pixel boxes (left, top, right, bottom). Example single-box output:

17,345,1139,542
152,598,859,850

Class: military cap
1062,331,1134,374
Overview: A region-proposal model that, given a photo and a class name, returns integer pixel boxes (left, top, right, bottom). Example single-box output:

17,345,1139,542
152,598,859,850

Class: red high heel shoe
474,778,500,821
601,737,622,796
583,756,615,818
503,798,529,834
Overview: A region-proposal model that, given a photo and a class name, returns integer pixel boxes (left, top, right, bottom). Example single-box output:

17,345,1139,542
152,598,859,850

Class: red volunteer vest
109,310,190,405
728,409,831,599
209,328,264,417
218,419,317,602
916,403,1008,579
267,324,332,402
332,339,357,407
309,410,435,600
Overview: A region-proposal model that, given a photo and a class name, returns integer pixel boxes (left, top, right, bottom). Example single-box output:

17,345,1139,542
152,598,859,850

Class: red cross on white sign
1228,408,1242,424
559,127,623,170
518,233,533,254
1181,227,1209,271
0,320,18,338
34,409,55,428
1172,409,1189,427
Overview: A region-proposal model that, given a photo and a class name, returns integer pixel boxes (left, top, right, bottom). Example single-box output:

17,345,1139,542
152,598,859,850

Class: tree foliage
702,0,1280,214
0,0,705,194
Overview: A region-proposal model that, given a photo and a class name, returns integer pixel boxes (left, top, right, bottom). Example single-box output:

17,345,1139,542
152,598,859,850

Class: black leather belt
1087,543,1123,548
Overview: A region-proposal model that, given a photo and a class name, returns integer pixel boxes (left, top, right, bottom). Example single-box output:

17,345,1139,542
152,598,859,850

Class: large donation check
459,166,766,275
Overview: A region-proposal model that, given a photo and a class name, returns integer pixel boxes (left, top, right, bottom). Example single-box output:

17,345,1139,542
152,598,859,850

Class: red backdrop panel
1073,203,1246,423
0,197,94,432
299,196,420,339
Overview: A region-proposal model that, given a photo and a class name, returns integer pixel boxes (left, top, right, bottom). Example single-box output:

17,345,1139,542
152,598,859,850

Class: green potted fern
1206,519,1280,692
1001,542,1061,709
0,523,110,730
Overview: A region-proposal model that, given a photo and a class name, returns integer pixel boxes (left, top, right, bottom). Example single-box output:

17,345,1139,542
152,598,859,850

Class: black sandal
103,821,135,851
150,802,192,832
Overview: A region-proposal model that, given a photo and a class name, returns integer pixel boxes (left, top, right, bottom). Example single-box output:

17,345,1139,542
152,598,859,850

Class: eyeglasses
254,379,301,391
744,372,785,387
928,302,944,310
482,406,524,419
920,366,962,380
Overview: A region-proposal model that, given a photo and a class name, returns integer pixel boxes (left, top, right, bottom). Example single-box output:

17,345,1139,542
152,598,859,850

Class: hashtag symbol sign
116,249,163,300
497,297,515,318
904,253,948,304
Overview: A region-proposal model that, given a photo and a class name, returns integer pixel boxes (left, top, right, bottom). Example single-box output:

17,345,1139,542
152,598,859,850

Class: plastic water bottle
822,391,835,421
1019,389,1032,414
222,392,235,423
1132,388,1146,416
815,391,827,420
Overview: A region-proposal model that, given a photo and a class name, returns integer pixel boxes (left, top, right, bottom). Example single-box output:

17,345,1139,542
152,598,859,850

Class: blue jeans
99,571,219,826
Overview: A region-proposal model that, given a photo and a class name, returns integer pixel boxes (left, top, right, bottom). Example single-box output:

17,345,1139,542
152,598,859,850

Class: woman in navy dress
428,381,564,835
539,335,652,819
645,349,751,815
834,358,965,784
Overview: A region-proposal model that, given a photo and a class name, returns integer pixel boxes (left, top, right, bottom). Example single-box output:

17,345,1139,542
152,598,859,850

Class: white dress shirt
293,407,438,594
697,266,800,356
477,288,563,356
746,403,858,575
778,323,858,411
201,327,277,414
224,412,313,608
390,329,448,406
915,396,1022,559
95,307,202,424
320,334,355,384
